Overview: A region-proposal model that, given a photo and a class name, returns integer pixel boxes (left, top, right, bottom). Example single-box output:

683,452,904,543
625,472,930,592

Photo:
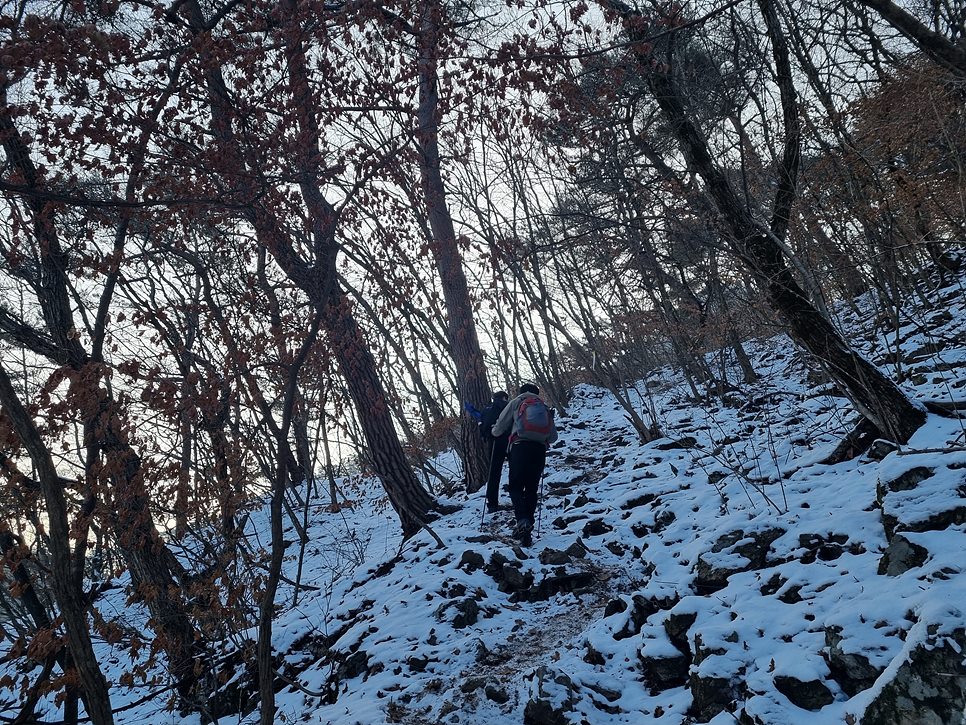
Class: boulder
689,673,733,722
528,571,596,601
695,528,784,593
877,534,929,576
664,611,697,656
641,651,690,691
523,699,573,725
825,627,885,696
863,628,966,725
539,547,572,565
434,597,480,629
484,684,510,704
613,595,656,640
882,466,935,493
459,550,485,572
335,649,369,680
773,674,834,710
582,518,613,538
500,565,534,595
524,668,575,725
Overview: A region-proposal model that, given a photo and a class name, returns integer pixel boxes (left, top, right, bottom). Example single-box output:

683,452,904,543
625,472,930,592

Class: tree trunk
321,288,435,536
856,0,966,78
2,90,200,694
180,0,435,537
606,0,927,443
416,0,491,492
0,368,114,725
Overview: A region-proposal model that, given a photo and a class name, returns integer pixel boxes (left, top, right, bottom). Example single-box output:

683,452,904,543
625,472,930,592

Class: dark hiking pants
507,440,547,524
486,435,509,508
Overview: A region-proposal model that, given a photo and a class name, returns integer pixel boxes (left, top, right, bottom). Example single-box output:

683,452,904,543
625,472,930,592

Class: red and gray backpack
513,396,554,444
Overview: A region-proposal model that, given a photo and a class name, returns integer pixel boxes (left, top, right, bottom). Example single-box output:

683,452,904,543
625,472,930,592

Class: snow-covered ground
4,268,966,724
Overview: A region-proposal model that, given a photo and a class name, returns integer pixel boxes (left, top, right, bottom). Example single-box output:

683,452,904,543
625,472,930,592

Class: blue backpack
514,397,554,444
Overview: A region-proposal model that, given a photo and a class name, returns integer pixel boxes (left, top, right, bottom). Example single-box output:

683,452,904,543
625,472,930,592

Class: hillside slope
246,269,966,725
8,269,966,725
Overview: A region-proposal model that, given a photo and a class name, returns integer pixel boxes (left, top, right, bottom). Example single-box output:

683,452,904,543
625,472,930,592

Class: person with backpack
479,390,511,513
491,383,557,545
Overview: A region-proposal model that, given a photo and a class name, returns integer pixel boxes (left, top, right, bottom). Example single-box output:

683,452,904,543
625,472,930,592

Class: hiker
491,383,557,544
479,390,510,513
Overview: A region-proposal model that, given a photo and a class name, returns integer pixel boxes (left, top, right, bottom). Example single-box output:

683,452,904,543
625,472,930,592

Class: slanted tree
598,0,927,443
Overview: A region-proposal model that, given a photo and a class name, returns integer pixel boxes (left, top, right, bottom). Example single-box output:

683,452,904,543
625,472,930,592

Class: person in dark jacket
491,383,558,544
479,390,510,513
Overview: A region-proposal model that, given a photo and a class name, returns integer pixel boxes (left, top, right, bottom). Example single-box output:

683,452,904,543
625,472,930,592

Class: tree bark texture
416,0,492,492
321,288,436,535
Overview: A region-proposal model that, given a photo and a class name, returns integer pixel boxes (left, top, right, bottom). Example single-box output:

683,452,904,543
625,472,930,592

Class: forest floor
8,265,966,724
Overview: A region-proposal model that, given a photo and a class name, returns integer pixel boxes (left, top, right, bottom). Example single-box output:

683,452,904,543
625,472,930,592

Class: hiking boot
487,503,509,513
511,519,533,545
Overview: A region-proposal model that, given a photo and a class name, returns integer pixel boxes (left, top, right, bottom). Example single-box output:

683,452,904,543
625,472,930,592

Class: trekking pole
537,469,546,537
480,438,497,530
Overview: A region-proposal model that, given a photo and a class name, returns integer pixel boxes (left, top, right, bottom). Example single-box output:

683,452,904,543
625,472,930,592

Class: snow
4,269,966,724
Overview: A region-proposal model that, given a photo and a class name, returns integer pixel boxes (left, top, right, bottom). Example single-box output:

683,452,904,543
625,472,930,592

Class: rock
631,522,649,538
778,585,803,604
485,551,511,581
695,528,784,593
460,676,487,694
539,547,572,565
689,673,733,721
621,493,657,510
524,667,575,725
825,627,885,696
798,532,850,564
407,655,431,672
484,684,510,704
641,651,690,691
582,518,613,538
878,534,929,576
863,628,966,724
605,540,625,556
459,550,485,572
692,632,726,666
883,466,935,493
664,611,697,656
552,514,586,530
773,675,834,710
759,572,784,596
653,509,676,533
523,698,573,725
604,597,628,618
451,598,480,628
435,597,481,628
500,565,534,595
614,594,677,641
564,540,588,559
584,642,605,666
869,439,899,461
336,649,369,680
528,571,596,601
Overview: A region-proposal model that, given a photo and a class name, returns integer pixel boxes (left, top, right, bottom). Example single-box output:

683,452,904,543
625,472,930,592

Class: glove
464,401,482,421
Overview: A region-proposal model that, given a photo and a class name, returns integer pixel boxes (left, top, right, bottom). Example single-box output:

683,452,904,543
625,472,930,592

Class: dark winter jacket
479,398,509,440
